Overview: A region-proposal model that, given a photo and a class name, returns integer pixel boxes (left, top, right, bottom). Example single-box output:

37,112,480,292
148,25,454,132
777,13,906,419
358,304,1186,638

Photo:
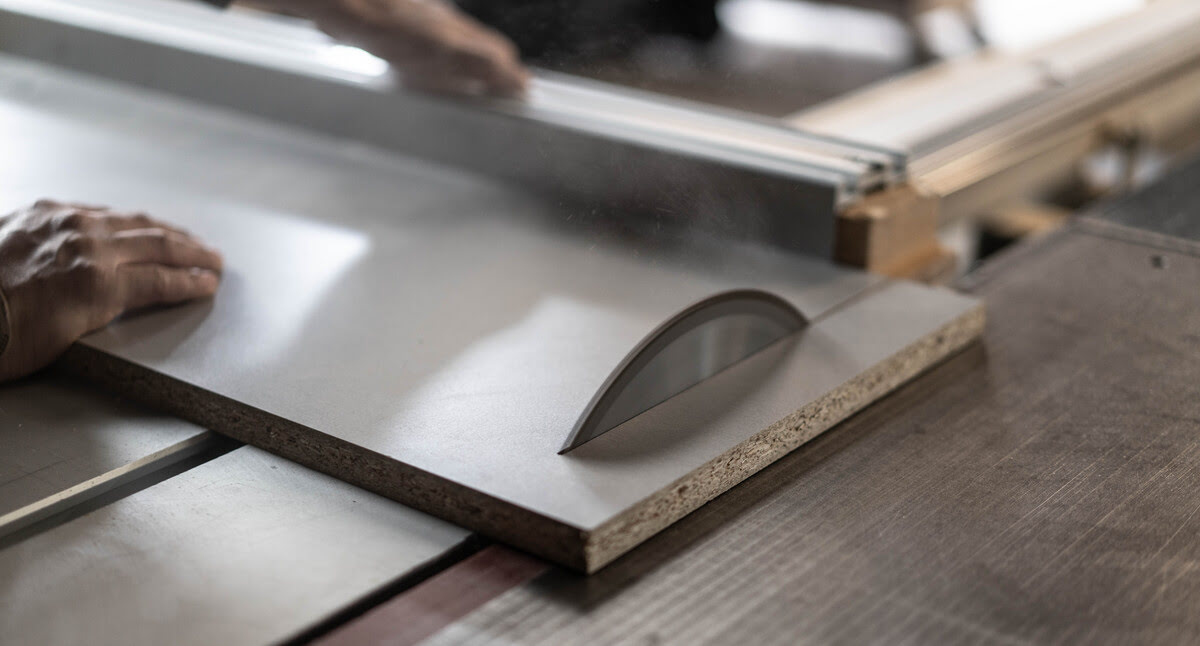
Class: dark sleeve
199,0,234,7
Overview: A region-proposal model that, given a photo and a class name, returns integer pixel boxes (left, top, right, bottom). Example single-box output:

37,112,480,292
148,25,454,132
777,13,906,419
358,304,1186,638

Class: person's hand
0,200,223,382
279,0,529,97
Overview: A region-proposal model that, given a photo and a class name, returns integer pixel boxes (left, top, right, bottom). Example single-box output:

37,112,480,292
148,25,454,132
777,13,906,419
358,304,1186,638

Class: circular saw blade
560,289,807,454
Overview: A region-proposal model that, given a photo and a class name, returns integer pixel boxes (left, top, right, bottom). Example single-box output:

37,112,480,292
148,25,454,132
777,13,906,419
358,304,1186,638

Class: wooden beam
836,183,957,282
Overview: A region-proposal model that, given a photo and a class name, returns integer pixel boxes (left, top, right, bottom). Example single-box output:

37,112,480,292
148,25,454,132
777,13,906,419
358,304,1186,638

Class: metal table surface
0,443,471,646
0,46,983,573
0,376,206,520
1,7,1198,641
0,38,974,644
1088,156,1200,244
315,159,1200,645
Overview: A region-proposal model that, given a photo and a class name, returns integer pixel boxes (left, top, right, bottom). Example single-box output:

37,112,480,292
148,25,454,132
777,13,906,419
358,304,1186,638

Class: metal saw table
3,1,1200,644
314,153,1200,646
6,151,1200,646
0,17,972,644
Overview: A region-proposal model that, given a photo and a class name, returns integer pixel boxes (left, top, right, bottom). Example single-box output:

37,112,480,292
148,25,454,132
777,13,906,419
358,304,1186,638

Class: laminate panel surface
0,446,470,646
0,56,980,569
0,375,205,518
410,224,1200,644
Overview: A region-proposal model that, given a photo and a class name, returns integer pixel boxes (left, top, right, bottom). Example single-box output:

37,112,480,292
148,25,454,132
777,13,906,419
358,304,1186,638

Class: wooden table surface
315,166,1200,645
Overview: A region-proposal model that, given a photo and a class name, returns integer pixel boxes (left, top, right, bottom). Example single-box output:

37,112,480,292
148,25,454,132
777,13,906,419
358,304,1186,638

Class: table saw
2,1,1200,644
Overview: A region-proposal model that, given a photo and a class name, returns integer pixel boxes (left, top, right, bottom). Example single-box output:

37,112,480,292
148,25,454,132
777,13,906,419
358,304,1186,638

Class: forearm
0,284,10,362
195,0,527,96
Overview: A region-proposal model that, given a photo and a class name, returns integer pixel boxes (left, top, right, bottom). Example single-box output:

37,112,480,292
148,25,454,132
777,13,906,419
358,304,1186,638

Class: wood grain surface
348,222,1200,645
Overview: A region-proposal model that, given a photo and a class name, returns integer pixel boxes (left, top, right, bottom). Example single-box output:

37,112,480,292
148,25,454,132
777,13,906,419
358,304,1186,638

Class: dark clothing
196,0,721,64
455,0,720,64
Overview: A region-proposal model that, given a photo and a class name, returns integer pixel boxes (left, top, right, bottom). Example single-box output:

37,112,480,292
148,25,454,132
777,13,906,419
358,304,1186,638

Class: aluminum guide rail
791,0,1200,208
0,0,906,257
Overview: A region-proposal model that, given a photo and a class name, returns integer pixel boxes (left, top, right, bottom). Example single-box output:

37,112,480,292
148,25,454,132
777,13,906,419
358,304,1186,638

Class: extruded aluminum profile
0,0,904,258
791,0,1200,221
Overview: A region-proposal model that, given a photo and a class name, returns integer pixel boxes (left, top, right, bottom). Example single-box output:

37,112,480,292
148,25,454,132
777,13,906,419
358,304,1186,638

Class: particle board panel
0,375,209,523
393,223,1200,645
0,55,983,571
67,280,982,573
0,445,471,646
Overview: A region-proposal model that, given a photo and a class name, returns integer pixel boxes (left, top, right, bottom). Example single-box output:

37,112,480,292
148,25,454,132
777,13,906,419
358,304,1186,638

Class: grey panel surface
0,446,470,646
0,55,878,525
559,280,977,529
0,55,979,569
421,225,1200,645
0,376,205,518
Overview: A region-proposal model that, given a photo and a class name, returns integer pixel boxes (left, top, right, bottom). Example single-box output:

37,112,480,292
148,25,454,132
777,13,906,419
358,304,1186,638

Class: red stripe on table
315,545,549,646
